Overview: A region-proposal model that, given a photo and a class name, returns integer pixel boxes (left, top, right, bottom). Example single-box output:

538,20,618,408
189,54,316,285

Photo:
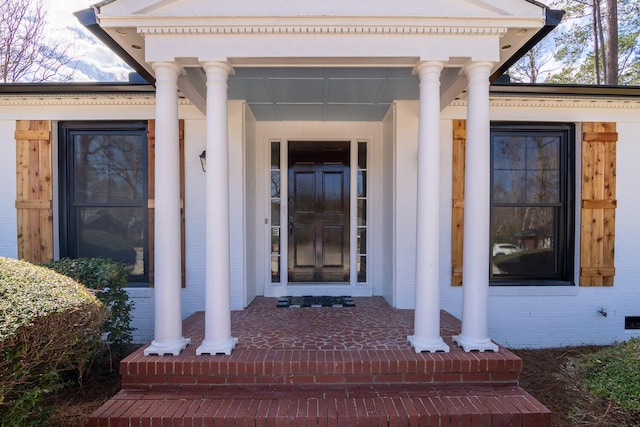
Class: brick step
90,384,551,427
121,348,522,388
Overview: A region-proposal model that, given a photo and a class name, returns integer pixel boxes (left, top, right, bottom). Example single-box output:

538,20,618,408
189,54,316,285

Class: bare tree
592,0,602,83
603,0,618,84
510,41,559,83
0,0,75,82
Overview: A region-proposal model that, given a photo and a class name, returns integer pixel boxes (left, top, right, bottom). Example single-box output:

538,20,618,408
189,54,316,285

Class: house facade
1,0,640,351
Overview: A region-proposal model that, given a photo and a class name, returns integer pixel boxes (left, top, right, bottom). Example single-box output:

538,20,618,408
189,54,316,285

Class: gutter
490,8,565,82
0,82,155,95
490,83,640,98
74,8,156,85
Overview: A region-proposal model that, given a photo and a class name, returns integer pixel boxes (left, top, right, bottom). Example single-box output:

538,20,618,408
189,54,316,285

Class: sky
43,0,133,82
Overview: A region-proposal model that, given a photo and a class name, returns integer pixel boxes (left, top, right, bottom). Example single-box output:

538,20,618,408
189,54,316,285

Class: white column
453,62,499,353
196,61,238,356
408,61,449,353
144,62,190,356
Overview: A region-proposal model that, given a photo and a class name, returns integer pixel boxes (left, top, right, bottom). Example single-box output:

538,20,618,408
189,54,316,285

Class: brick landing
90,297,551,426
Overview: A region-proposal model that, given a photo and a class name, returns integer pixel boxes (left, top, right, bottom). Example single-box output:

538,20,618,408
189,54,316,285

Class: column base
144,337,191,356
408,335,450,353
196,337,238,356
452,334,499,352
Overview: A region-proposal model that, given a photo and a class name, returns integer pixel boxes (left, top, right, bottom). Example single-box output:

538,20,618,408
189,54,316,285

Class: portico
91,0,556,357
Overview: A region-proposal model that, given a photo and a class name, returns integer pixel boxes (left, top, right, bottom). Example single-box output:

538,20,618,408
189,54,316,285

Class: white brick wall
2,96,639,348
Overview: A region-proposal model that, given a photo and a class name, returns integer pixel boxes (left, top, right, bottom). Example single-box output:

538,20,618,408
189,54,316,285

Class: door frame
264,138,372,297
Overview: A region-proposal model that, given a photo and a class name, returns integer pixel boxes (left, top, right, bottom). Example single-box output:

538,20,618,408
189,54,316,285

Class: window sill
125,287,153,298
489,283,579,297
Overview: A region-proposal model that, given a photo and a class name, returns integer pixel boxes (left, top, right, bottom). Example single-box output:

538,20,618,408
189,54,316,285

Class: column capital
201,61,233,76
463,61,494,82
151,61,183,77
415,61,444,87
415,61,444,75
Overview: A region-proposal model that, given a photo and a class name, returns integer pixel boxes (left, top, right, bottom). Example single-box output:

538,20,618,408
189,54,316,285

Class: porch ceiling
227,67,420,121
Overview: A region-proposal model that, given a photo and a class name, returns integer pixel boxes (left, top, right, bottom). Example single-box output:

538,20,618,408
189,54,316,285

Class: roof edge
74,8,156,85
0,82,156,95
490,8,565,82
490,82,640,97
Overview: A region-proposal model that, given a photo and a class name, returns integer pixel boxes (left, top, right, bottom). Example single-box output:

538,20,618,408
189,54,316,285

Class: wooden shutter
15,120,54,263
580,122,617,286
451,119,466,286
147,119,186,287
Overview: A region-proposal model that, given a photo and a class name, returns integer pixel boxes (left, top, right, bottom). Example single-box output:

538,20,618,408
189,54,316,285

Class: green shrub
576,338,640,413
0,257,107,426
41,258,135,348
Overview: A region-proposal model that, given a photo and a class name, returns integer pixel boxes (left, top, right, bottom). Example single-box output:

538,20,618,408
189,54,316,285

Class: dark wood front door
288,142,350,282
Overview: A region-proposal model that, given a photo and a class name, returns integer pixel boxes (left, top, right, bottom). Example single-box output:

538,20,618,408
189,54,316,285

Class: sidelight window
270,140,282,283
356,141,368,282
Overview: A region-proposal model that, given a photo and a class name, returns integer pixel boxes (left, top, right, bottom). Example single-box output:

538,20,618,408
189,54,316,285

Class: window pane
526,170,559,203
493,170,526,203
357,199,367,226
491,206,558,277
526,136,559,169
271,200,280,226
526,136,559,203
357,171,367,197
271,228,280,255
493,136,525,170
77,207,146,277
357,228,367,255
357,255,367,282
271,141,280,169
74,134,144,203
271,171,281,198
358,142,367,170
271,256,280,282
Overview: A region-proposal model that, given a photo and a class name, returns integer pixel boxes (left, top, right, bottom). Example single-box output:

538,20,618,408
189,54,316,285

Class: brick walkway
188,296,459,350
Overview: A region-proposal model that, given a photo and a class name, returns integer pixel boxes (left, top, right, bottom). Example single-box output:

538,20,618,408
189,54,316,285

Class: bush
41,258,135,348
576,338,640,413
0,257,107,426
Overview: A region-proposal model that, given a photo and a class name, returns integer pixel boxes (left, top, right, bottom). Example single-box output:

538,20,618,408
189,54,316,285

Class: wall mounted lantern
199,150,206,172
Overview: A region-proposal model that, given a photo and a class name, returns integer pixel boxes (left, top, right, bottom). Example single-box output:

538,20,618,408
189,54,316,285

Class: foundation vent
624,316,640,330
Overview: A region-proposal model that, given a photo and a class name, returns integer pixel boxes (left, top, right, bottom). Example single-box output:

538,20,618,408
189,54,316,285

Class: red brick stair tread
90,384,551,426
121,347,522,387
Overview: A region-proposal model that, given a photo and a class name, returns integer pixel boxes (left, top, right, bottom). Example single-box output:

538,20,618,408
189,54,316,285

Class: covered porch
85,0,563,357
90,297,551,426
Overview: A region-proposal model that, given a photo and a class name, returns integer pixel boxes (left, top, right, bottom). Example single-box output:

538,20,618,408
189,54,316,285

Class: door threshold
288,282,350,286
264,283,373,298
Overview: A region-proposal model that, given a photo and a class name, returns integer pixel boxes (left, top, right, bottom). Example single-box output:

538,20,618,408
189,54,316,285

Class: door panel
322,171,345,213
294,171,315,213
293,226,315,267
322,226,344,267
288,142,350,282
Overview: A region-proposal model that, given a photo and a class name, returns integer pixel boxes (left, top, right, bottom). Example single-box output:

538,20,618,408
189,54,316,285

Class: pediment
100,0,546,20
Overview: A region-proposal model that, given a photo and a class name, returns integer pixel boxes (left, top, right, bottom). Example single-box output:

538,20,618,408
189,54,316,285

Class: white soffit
228,67,419,121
